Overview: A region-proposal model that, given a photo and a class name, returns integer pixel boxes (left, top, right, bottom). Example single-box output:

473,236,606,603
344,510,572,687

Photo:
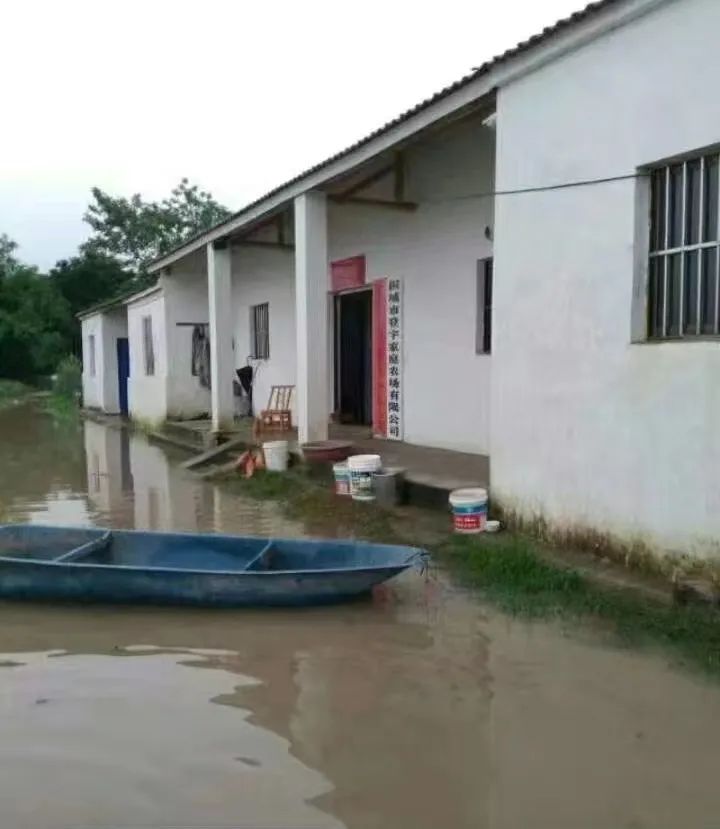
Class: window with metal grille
648,153,720,338
142,315,155,376
88,334,96,377
250,303,270,359
476,258,493,354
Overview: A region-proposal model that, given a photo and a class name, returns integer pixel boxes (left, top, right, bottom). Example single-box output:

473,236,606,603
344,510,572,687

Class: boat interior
0,525,416,573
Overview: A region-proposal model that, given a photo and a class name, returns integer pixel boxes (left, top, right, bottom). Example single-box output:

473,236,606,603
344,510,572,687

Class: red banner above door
331,255,366,293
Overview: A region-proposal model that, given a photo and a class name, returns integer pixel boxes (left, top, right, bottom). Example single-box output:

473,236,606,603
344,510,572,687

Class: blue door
116,338,130,416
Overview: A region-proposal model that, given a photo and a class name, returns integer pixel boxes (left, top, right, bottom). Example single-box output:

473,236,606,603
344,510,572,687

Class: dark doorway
116,338,130,416
335,290,372,424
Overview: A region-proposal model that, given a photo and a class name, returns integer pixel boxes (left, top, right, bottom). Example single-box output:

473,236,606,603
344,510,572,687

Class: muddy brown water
1,403,720,828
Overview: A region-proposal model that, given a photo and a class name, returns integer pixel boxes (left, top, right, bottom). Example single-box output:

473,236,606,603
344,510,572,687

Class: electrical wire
421,171,647,204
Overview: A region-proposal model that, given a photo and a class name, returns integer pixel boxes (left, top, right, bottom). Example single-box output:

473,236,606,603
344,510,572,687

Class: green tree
0,234,20,280
49,251,132,319
0,255,73,380
82,178,231,273
0,180,231,382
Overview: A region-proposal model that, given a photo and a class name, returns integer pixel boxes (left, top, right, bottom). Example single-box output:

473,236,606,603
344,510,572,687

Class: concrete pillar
294,191,329,443
207,241,234,432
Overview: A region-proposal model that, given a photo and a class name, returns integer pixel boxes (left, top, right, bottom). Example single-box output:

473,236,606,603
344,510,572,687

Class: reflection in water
0,649,340,829
0,404,305,537
2,404,720,828
0,586,718,829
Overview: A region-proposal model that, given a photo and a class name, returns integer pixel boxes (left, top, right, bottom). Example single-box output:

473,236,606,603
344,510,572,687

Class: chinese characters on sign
386,278,402,440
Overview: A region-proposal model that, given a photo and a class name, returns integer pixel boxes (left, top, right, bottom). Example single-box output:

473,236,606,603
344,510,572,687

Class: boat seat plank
55,531,113,563
244,539,276,572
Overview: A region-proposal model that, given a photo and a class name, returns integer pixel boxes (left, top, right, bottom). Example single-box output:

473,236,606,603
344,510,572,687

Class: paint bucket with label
333,462,351,496
263,440,289,472
348,454,382,501
449,488,488,534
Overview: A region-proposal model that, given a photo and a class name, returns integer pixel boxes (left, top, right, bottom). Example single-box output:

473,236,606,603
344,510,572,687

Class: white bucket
333,462,351,496
348,454,382,501
449,488,488,534
263,440,289,472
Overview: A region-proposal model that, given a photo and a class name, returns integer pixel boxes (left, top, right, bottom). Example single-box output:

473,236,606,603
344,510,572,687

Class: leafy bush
0,379,33,409
53,355,82,400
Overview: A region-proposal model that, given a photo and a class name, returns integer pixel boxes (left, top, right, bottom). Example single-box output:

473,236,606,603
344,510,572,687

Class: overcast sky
1,0,584,269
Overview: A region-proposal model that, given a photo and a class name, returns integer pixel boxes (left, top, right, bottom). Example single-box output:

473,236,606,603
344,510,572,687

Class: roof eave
148,0,666,275
148,78,498,273
76,283,162,319
122,284,163,306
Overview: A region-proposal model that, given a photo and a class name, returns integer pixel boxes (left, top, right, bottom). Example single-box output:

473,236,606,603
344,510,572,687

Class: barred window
648,153,720,338
142,315,155,376
88,335,96,377
476,258,493,354
250,303,270,359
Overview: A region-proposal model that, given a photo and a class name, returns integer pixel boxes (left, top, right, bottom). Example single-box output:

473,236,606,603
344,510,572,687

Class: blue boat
0,524,425,607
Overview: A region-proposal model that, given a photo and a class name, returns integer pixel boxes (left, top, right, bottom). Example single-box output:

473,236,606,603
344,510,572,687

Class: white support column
207,241,234,432
294,191,329,443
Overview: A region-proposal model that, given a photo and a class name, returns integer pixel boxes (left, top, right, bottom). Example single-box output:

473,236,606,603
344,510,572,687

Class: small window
250,303,270,359
648,153,720,338
142,315,155,376
476,258,493,354
88,334,96,377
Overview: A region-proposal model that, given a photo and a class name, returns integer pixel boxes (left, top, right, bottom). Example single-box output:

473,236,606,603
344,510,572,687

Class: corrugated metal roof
151,0,624,268
77,282,160,319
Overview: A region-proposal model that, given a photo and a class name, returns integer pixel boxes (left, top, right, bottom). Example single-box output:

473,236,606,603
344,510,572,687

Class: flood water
1,404,720,828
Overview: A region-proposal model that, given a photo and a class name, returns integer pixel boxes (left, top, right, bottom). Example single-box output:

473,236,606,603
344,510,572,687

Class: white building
81,0,720,561
79,299,130,415
80,277,212,423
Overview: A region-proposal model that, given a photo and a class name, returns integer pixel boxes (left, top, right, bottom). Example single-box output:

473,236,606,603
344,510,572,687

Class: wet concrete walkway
161,417,488,497
347,435,488,491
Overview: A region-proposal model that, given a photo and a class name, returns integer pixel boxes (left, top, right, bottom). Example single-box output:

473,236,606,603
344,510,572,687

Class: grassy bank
443,534,720,674
221,469,398,541
1,357,82,417
42,388,81,420
42,356,82,421
0,380,36,410
221,469,720,677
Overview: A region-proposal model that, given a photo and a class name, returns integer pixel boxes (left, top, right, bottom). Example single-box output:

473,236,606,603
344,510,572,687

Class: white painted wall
164,270,211,419
80,310,128,413
81,315,102,409
231,245,297,420
329,115,495,453
127,291,167,425
492,0,720,557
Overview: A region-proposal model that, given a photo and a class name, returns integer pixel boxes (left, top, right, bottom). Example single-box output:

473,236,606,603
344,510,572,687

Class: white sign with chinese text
386,277,403,441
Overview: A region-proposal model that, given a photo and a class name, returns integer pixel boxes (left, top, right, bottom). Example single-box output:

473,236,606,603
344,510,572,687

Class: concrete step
160,420,208,449
182,435,250,470
147,430,199,453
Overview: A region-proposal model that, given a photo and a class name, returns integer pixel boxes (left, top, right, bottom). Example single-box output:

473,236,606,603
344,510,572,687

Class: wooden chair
260,385,294,432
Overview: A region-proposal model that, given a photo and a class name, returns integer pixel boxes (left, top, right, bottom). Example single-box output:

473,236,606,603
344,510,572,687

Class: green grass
0,377,79,421
42,392,80,422
221,469,398,541
439,533,720,676
223,469,303,501
220,468,720,677
0,380,35,410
